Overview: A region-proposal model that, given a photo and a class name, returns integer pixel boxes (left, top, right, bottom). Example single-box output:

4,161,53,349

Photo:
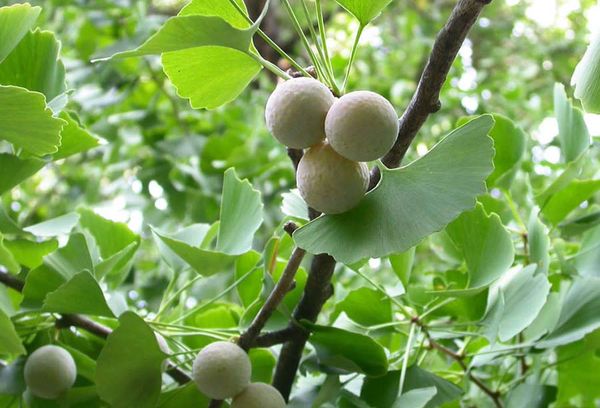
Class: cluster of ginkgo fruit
265,77,399,214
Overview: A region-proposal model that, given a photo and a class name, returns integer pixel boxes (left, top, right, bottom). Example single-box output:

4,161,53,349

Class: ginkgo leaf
294,115,495,264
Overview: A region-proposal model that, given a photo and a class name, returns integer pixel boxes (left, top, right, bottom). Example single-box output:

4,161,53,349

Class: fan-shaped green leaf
162,46,262,110
572,30,600,113
0,85,65,156
306,322,388,376
335,0,393,26
0,3,41,63
445,203,515,294
294,115,495,264
96,312,164,408
0,29,66,101
217,168,263,255
554,83,590,162
43,271,114,317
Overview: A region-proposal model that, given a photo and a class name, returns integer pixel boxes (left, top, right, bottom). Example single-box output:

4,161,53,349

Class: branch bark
0,269,191,385
238,247,306,350
370,0,492,189
272,253,336,400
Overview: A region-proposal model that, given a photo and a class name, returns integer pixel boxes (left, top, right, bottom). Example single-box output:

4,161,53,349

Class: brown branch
253,327,298,347
272,253,336,400
0,269,191,384
369,0,492,189
238,247,306,350
0,269,24,292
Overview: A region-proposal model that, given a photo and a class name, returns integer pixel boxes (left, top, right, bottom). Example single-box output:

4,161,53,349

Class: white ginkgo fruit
231,383,286,408
24,345,77,399
325,90,399,161
297,142,369,214
192,341,251,400
265,77,335,149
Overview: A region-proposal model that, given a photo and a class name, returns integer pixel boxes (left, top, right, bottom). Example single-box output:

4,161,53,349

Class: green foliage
572,31,600,113
294,115,494,263
96,312,164,407
0,0,599,407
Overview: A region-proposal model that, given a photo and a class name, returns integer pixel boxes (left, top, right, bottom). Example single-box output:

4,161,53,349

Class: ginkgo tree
0,0,599,407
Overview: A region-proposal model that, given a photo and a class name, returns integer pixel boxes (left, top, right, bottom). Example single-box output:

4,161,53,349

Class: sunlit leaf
0,29,66,101
0,3,41,63
22,213,79,238
162,46,262,110
152,228,235,276
554,83,590,162
43,271,114,317
572,30,600,113
335,0,393,26
53,112,100,160
0,85,65,156
217,168,263,255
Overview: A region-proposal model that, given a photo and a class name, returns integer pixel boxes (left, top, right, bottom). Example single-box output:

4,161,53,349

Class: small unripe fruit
192,341,251,400
297,142,369,214
265,77,335,149
231,383,286,408
24,345,77,399
325,90,399,161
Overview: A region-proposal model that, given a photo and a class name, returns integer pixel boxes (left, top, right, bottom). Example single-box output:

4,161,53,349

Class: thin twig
238,247,306,350
0,269,191,384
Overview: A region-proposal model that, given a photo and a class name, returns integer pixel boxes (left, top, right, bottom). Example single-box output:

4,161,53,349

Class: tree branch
370,0,492,189
272,253,336,400
0,269,191,385
238,247,306,350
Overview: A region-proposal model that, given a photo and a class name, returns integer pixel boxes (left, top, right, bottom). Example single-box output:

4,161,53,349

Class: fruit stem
315,0,338,93
226,0,311,78
299,0,338,92
252,53,292,79
342,24,365,93
280,0,328,82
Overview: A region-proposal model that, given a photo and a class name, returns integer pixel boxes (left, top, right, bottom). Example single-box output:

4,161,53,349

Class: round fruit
192,341,251,400
155,332,170,371
24,345,77,399
297,142,369,214
265,77,335,149
325,90,399,161
231,383,286,408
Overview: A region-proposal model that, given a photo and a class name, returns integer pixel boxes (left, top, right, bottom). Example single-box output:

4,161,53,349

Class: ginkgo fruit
325,90,399,161
265,77,335,149
192,341,251,400
231,382,286,408
24,345,77,399
297,142,369,214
